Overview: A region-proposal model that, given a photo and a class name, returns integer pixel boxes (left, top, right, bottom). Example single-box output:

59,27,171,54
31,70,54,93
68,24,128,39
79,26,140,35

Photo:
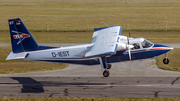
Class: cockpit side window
142,39,153,48
132,43,140,49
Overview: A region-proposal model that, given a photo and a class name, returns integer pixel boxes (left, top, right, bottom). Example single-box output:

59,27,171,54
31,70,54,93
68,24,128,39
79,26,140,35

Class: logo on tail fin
12,30,30,44
13,34,30,39
16,21,20,25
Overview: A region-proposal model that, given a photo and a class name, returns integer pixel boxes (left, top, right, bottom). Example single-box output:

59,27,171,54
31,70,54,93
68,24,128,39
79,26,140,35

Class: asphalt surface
0,77,180,97
0,43,180,98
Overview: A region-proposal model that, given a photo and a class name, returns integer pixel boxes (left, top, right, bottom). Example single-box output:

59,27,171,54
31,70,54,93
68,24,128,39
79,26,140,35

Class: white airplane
6,18,173,77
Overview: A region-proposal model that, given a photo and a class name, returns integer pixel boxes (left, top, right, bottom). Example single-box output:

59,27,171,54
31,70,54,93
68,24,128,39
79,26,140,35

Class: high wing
85,26,122,58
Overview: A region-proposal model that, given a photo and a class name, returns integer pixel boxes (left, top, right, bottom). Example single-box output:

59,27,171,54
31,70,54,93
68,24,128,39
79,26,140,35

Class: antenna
105,23,109,28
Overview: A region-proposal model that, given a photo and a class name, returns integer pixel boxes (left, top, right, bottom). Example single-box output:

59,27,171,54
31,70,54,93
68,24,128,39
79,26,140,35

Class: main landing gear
163,53,169,64
99,57,112,77
103,70,110,77
107,64,112,69
103,64,112,77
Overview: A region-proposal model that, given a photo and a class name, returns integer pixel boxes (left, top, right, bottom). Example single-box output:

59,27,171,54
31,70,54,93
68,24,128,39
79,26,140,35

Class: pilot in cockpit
133,43,140,49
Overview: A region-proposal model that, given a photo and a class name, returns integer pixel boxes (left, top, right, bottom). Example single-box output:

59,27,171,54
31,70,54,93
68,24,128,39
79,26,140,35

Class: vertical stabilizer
8,18,39,53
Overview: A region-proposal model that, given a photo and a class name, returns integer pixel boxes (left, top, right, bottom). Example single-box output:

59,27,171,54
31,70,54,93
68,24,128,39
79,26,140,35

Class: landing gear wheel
163,58,169,64
107,64,112,69
103,70,110,77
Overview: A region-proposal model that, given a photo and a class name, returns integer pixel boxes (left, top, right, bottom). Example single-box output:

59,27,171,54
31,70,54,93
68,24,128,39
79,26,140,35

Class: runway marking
75,84,180,88
0,84,180,88
171,77,180,85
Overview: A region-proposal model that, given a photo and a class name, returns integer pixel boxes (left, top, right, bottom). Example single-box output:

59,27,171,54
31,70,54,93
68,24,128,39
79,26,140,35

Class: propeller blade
126,33,133,61
127,37,129,45
129,30,131,38
126,44,133,61
128,48,131,61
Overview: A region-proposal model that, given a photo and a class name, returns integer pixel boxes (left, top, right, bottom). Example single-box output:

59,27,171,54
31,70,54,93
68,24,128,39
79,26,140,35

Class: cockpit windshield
141,39,153,48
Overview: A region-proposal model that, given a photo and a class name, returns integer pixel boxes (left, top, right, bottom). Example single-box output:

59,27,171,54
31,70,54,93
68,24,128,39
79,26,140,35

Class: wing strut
99,57,107,69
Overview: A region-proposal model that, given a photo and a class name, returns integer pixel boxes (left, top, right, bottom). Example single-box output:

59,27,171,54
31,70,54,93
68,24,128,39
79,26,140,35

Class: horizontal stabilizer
6,52,29,60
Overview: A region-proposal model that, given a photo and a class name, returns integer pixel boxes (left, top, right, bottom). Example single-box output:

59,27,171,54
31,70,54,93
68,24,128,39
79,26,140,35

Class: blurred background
0,0,180,32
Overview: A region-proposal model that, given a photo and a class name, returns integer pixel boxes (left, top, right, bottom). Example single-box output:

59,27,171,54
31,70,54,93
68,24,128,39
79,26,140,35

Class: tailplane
8,18,39,53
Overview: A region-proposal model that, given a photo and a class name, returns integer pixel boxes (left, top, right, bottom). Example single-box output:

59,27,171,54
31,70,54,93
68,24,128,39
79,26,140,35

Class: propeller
126,30,133,61
129,30,131,38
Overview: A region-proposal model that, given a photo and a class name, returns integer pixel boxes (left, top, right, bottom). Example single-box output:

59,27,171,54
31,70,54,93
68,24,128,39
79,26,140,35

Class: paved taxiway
0,43,180,97
0,59,180,97
0,77,180,97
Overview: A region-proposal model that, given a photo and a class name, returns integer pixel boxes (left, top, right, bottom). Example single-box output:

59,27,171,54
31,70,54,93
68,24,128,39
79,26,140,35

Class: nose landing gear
163,58,169,64
163,53,169,64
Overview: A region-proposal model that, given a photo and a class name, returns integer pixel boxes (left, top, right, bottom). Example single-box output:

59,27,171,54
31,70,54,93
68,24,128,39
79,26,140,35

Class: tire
103,70,110,77
163,58,169,64
107,64,112,69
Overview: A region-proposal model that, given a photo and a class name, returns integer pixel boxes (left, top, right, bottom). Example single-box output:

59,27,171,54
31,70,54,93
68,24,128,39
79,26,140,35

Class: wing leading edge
85,26,122,58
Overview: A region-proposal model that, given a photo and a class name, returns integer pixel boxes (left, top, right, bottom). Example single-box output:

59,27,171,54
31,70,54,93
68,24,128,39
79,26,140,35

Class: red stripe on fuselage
149,48,170,51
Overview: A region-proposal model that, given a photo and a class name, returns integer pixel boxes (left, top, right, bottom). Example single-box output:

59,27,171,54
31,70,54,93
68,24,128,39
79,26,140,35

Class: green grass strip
1,31,180,43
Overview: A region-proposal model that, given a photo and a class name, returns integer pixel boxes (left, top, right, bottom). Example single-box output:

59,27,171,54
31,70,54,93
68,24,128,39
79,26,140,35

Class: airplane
6,18,173,77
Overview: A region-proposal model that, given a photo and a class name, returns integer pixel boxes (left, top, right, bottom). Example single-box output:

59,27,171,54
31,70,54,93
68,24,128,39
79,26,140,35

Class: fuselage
23,37,173,66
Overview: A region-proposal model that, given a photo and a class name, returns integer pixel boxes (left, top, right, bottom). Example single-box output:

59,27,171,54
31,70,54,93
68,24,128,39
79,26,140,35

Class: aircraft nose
153,44,173,51
161,44,173,50
152,44,173,57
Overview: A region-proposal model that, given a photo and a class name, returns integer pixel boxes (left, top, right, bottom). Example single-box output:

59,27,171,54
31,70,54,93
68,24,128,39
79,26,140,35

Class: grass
0,47,68,74
1,97,180,101
1,31,180,43
156,48,180,72
0,0,180,31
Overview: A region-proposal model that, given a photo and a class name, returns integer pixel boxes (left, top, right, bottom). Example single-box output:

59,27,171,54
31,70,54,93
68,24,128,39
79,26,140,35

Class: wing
85,26,122,58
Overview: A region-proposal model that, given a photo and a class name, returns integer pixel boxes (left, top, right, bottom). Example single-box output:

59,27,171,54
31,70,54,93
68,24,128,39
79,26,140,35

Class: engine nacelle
117,43,127,51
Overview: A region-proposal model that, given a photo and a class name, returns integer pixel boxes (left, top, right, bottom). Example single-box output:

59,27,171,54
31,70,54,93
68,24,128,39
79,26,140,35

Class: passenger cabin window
142,39,153,48
132,43,140,49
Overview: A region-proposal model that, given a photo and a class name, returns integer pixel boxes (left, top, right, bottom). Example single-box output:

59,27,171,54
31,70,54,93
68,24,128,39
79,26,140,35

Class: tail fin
8,18,39,53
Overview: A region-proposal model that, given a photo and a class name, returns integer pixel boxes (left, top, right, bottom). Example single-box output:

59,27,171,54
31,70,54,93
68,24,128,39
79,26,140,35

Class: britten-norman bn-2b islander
6,18,173,77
